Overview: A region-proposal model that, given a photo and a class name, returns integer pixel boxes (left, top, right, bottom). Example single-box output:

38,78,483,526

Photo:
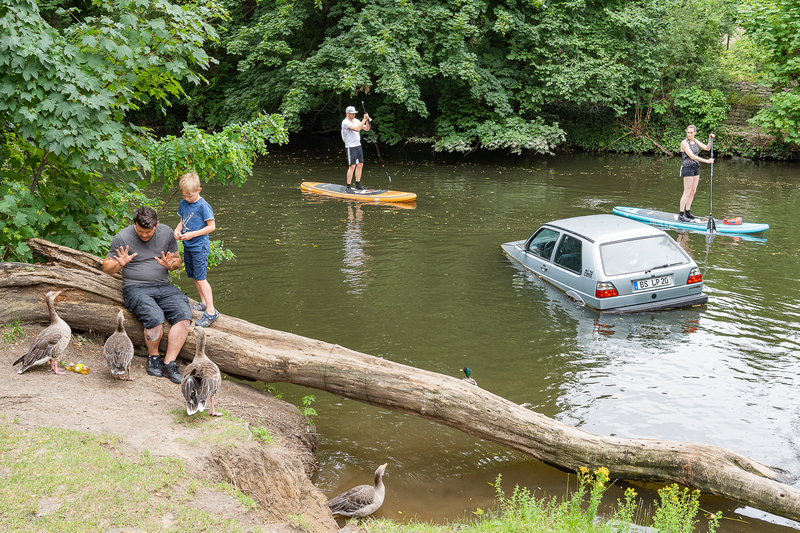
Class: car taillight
687,267,703,285
595,282,618,298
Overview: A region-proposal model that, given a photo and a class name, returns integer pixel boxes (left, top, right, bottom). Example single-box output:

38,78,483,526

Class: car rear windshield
600,235,688,276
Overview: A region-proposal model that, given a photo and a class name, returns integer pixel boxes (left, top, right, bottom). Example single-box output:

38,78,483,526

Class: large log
2,239,800,522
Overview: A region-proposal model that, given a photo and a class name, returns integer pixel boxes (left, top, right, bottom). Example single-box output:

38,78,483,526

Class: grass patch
250,425,276,445
0,416,256,531
214,481,260,511
2,319,24,345
171,409,252,448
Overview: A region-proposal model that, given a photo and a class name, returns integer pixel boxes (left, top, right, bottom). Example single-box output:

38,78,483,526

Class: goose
460,367,478,387
181,326,222,416
104,309,135,381
13,291,71,375
328,463,388,518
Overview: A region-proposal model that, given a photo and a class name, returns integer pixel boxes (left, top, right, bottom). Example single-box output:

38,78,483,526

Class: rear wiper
644,262,680,274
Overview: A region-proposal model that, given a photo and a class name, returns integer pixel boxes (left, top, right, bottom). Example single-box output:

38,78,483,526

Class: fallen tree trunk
2,238,799,522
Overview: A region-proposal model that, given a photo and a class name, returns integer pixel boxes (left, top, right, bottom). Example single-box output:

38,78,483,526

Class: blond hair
178,172,201,194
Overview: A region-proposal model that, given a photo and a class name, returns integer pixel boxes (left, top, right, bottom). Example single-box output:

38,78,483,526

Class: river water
173,144,800,531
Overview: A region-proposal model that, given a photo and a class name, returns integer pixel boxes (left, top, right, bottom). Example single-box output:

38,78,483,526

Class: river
173,143,800,531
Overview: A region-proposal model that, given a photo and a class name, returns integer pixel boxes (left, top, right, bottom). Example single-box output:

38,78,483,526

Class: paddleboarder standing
342,106,371,193
678,125,715,222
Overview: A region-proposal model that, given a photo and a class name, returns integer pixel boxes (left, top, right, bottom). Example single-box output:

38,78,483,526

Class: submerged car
501,214,708,313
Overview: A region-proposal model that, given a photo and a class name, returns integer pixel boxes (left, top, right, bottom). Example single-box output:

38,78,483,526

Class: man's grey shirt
107,224,179,288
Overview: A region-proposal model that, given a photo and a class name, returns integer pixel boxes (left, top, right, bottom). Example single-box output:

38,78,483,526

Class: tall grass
362,468,719,533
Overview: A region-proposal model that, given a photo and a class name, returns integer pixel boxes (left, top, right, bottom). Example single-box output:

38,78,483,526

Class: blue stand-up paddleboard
613,207,769,235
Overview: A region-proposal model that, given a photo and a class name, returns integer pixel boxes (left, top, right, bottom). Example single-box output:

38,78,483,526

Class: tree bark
2,238,800,522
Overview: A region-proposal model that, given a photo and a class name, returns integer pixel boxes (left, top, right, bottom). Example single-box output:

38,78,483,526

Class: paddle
707,135,717,234
361,101,391,184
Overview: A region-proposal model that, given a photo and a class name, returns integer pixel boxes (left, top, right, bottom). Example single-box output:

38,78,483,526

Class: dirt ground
0,325,360,533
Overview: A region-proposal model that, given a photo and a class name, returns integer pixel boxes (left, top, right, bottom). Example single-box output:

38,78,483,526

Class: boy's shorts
183,244,209,281
122,283,192,329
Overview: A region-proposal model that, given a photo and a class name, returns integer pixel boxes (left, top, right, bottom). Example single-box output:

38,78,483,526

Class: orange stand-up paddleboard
300,182,416,203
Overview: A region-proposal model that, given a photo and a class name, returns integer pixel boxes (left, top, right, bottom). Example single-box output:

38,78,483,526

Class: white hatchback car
501,214,708,312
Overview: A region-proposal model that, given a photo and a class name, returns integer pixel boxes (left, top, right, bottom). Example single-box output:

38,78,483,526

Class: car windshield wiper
644,262,681,274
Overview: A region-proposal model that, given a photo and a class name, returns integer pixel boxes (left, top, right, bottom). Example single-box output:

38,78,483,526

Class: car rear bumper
605,292,708,314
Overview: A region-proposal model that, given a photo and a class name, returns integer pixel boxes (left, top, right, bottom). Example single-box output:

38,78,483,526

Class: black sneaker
678,213,688,222
160,361,183,384
147,356,163,377
684,210,697,220
355,182,364,190
345,185,354,193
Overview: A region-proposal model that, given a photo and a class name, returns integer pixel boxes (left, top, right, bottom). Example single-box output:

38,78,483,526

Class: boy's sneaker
160,361,183,384
146,356,163,377
345,185,354,194
196,310,220,328
355,182,364,190
191,302,206,312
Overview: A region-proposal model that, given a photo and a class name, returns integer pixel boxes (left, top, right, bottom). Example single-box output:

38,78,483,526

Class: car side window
553,234,582,274
526,228,560,261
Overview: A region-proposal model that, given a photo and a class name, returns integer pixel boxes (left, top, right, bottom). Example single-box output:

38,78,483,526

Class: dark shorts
346,145,364,166
681,164,700,177
183,244,209,280
122,283,192,329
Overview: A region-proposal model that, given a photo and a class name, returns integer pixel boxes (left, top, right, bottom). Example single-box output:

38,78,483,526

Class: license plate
633,275,671,291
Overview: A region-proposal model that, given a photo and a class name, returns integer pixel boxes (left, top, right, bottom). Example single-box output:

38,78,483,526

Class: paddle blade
707,216,717,234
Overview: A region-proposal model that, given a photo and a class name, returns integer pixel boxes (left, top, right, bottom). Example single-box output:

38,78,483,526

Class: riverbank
0,325,345,532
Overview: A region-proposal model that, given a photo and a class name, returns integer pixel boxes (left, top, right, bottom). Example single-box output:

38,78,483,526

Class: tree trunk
2,238,799,522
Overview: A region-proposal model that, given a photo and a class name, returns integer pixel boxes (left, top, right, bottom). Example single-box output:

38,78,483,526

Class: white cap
345,106,357,114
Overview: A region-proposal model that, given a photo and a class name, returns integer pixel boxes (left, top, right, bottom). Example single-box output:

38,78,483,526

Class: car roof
542,214,666,243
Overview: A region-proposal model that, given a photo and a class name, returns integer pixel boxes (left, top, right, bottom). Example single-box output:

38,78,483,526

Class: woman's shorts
680,164,700,177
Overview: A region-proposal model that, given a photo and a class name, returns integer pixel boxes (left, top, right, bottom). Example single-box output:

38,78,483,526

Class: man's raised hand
113,246,137,267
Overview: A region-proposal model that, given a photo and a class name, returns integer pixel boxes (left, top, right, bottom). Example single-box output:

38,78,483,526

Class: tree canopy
0,0,287,262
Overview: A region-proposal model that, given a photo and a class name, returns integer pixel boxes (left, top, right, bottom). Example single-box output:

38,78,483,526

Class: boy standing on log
102,206,190,384
173,172,219,328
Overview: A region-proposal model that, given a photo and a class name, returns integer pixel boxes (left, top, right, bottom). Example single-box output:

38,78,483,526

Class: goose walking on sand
181,326,222,416
104,309,135,380
13,291,71,375
328,463,388,518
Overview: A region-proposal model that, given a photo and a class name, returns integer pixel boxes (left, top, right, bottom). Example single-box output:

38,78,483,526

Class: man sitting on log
102,206,191,384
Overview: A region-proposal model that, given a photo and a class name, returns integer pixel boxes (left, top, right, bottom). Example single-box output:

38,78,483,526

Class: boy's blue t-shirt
177,197,214,250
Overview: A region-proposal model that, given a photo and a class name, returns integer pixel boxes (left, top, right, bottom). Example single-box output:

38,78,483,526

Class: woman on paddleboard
678,125,714,222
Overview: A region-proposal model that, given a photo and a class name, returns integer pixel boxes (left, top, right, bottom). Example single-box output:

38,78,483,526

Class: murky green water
173,145,800,531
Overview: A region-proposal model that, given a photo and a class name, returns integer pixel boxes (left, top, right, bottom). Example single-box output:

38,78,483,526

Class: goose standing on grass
460,367,478,387
13,291,70,375
104,309,135,381
328,463,388,518
181,326,222,416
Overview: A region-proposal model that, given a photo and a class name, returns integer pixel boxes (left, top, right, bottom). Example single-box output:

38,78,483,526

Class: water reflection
342,203,371,294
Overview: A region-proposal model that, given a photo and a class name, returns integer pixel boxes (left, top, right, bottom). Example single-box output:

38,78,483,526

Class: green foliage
659,0,738,90
300,394,317,430
720,34,771,82
249,425,276,445
209,0,692,154
738,0,800,143
2,319,24,345
148,114,289,193
0,0,227,261
672,87,730,133
653,484,720,533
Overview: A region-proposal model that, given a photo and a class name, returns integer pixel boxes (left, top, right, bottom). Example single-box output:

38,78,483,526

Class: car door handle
540,265,548,272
